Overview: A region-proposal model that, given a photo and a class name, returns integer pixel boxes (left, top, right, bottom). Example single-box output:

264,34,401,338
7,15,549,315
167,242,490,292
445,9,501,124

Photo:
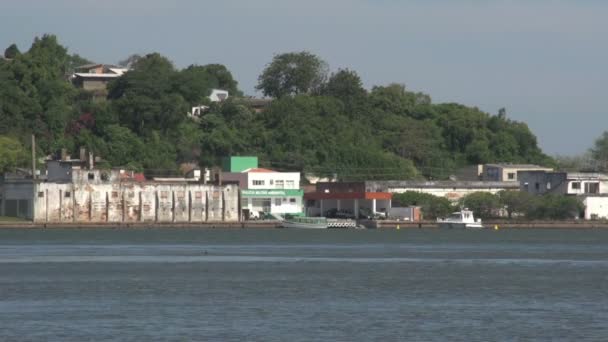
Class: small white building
188,89,230,119
483,164,553,182
582,196,608,220
209,89,229,102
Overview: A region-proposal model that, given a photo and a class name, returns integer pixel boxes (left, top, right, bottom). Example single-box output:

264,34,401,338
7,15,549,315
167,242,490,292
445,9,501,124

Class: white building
188,89,230,119
365,180,520,202
582,196,608,220
518,171,608,195
221,157,303,218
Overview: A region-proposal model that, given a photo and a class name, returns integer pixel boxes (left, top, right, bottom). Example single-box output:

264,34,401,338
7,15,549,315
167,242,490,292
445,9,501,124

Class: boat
437,209,484,229
281,216,328,229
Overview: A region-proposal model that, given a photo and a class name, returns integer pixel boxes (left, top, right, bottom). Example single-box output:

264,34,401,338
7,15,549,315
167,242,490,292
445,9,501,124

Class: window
275,180,284,188
275,198,281,206
507,172,515,180
585,182,599,194
270,180,274,185
571,182,581,190
535,183,540,191
64,191,71,198
286,180,295,188
289,198,296,203
253,180,265,186
88,172,95,180
38,192,44,198
112,191,120,198
547,182,551,190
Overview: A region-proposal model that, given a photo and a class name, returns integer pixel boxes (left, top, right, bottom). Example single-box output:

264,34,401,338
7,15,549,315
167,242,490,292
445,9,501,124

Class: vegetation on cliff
1,35,554,179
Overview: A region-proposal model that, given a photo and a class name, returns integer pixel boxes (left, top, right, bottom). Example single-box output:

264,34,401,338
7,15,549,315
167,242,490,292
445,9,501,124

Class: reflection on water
1,228,607,341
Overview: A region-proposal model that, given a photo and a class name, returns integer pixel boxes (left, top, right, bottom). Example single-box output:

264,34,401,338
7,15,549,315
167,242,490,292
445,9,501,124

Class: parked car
325,208,356,219
359,207,387,220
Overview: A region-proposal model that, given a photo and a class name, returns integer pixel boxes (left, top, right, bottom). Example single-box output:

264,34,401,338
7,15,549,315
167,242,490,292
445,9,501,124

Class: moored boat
437,209,484,229
281,216,328,229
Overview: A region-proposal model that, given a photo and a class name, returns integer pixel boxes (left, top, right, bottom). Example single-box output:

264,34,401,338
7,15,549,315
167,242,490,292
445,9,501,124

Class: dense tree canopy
0,136,28,173
256,51,328,98
0,36,554,180
4,44,20,59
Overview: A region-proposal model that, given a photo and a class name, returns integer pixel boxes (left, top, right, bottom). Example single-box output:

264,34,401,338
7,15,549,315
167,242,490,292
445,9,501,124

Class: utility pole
31,134,36,180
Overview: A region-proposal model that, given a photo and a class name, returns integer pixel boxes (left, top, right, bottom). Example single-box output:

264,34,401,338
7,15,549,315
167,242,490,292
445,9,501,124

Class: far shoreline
2,220,608,229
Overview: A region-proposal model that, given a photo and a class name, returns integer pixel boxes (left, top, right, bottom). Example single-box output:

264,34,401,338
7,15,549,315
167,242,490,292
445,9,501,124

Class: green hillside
0,35,553,180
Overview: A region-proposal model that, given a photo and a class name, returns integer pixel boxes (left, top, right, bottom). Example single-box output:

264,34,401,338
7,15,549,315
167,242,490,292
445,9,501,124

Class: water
1,228,607,341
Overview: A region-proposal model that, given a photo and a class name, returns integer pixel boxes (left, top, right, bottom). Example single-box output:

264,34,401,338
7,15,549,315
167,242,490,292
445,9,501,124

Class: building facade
304,182,392,218
221,157,303,218
518,171,608,195
366,180,520,202
482,164,554,182
71,64,128,93
1,168,239,223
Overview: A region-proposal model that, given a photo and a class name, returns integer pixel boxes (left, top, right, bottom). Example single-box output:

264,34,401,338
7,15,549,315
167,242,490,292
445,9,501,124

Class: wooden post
105,192,109,222
222,190,225,222
45,189,48,223
155,191,159,223
122,192,126,222
31,134,36,180
59,189,62,223
172,191,176,223
205,191,209,222
188,191,192,223
139,191,143,222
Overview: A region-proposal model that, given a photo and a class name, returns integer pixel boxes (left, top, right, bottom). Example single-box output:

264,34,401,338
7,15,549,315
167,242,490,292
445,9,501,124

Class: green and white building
222,157,303,217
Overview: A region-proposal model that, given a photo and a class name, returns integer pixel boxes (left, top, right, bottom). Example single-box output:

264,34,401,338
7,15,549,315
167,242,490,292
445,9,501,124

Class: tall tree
4,43,20,59
321,68,366,104
591,131,608,170
0,136,28,173
256,51,328,98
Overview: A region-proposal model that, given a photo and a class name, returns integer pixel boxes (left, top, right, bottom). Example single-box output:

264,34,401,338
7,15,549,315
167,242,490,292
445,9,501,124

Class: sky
1,0,606,156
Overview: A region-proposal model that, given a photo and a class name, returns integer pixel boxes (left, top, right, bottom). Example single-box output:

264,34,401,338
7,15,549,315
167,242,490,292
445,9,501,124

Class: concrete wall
16,181,239,223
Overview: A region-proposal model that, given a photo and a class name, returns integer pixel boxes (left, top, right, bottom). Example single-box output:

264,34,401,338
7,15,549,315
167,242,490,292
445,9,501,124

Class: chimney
79,147,86,161
88,152,94,170
212,166,222,185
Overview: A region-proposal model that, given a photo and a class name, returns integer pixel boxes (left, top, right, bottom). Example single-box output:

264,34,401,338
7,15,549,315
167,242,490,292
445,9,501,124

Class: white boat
281,216,328,229
437,209,484,229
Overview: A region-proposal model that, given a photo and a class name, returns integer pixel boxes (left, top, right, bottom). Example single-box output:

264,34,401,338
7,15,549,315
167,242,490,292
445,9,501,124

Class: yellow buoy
494,225,499,230
396,225,400,230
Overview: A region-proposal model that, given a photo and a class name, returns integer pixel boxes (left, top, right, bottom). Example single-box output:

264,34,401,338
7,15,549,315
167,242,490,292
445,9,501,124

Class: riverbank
372,220,608,229
0,221,281,229
2,219,608,229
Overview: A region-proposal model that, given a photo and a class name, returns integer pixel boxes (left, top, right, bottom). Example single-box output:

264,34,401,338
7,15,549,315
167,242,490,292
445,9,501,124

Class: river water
1,228,607,341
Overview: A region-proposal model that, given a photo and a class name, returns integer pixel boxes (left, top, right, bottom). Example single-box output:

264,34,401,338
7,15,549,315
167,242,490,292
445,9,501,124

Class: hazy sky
1,0,606,156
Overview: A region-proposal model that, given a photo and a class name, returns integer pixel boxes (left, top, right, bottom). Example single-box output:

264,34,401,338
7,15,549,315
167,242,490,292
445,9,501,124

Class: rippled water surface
1,228,607,341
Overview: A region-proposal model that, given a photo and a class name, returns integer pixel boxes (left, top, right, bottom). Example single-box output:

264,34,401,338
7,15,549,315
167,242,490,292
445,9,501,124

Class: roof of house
73,73,122,79
108,68,128,75
75,63,120,70
485,163,552,169
243,168,277,173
